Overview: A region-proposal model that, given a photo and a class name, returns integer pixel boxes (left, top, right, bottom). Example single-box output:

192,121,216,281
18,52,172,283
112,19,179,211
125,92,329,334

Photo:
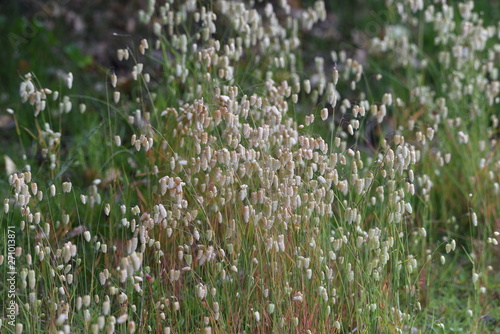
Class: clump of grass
1,0,500,333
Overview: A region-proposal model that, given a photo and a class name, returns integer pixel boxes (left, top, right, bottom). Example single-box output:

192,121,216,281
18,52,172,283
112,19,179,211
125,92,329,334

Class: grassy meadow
1,0,500,333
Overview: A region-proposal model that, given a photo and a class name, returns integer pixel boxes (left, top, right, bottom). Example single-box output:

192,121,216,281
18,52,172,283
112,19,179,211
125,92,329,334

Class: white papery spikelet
66,72,73,89
321,108,328,121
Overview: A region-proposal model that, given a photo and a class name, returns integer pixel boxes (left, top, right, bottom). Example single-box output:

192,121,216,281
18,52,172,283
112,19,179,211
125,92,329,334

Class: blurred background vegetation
2,0,499,105
2,0,499,110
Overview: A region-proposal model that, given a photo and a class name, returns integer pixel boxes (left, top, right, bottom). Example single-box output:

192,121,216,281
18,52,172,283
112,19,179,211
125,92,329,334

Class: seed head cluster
2,0,500,333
